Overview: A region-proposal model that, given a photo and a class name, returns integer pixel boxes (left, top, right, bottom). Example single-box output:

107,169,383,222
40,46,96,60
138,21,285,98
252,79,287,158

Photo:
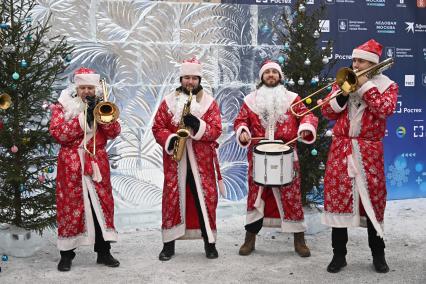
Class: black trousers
332,217,386,257
60,195,110,258
186,158,209,242
245,218,264,234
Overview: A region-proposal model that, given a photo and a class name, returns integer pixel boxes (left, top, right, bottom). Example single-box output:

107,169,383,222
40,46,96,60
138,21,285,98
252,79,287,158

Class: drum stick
250,137,266,141
283,136,300,146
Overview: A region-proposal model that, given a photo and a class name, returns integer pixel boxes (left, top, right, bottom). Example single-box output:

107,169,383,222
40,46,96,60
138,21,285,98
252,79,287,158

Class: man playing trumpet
320,39,398,273
234,60,318,257
152,58,223,261
49,67,121,271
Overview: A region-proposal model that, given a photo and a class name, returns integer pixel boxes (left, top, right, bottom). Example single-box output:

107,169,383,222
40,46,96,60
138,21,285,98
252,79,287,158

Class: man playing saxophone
320,39,398,273
152,58,223,261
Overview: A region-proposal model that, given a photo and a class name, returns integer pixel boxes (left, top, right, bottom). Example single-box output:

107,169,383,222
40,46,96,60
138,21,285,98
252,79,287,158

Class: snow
1,198,425,283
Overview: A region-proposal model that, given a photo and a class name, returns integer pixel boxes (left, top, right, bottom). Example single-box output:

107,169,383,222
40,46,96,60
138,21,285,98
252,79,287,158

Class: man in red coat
234,61,318,257
320,39,398,273
152,58,223,261
49,68,121,271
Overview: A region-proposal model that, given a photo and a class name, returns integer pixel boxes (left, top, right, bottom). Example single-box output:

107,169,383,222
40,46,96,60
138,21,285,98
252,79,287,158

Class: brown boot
294,232,311,257
239,231,256,256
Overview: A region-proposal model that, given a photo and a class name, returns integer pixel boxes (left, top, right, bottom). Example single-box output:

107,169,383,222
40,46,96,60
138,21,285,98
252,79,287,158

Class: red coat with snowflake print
234,87,318,232
152,91,222,243
320,74,398,237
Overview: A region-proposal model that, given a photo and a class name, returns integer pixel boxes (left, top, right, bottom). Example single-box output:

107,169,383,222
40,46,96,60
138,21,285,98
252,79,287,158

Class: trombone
0,93,12,110
290,58,394,117
83,79,120,156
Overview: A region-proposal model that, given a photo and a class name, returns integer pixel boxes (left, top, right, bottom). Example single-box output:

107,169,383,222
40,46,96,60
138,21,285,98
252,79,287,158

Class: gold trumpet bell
94,101,120,124
0,93,12,110
336,67,358,94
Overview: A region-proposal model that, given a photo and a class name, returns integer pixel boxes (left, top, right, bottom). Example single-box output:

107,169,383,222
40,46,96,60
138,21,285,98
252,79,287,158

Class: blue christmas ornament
278,55,285,64
19,184,25,193
1,255,8,262
326,85,332,91
311,78,318,87
311,149,318,156
65,54,72,63
0,23,10,29
25,34,32,42
48,166,54,173
20,59,28,68
12,72,20,80
25,16,32,23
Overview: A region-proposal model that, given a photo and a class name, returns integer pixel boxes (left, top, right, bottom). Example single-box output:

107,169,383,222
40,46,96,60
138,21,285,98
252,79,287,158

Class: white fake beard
171,92,202,126
255,85,290,128
58,87,86,121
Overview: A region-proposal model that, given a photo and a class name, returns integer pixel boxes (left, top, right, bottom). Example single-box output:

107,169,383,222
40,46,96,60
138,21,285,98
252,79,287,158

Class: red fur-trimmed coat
320,74,398,237
234,87,318,232
49,91,120,250
152,90,222,243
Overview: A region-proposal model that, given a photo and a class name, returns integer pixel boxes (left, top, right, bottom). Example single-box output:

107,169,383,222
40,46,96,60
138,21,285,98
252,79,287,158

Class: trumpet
290,58,394,117
0,93,12,110
172,89,193,162
83,79,120,156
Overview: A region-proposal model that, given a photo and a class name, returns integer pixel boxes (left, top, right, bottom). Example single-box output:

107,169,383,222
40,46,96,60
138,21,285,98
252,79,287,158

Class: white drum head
256,143,290,153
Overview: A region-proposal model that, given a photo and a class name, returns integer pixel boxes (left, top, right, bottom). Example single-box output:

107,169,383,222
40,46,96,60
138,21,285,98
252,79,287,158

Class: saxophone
172,89,193,161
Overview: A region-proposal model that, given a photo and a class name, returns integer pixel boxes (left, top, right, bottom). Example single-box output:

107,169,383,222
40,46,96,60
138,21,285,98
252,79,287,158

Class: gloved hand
183,114,200,133
168,136,178,151
86,96,97,128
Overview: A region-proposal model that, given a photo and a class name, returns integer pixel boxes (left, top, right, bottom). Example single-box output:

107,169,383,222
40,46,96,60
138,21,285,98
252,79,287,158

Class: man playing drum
234,60,318,257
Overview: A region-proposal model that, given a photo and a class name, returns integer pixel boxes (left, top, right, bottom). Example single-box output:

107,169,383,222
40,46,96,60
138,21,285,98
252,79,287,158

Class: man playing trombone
320,39,398,273
234,60,318,257
152,58,223,261
49,67,121,271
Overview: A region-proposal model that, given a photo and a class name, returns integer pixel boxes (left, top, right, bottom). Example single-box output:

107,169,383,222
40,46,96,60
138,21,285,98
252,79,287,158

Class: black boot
327,254,347,273
327,227,348,273
204,242,219,259
159,241,175,261
57,250,76,272
373,255,389,273
97,251,120,267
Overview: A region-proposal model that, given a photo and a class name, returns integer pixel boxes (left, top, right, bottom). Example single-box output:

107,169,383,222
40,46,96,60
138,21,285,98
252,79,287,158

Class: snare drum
253,141,294,187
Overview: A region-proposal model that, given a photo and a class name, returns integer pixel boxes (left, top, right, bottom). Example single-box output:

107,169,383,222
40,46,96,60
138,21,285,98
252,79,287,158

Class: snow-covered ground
1,198,425,283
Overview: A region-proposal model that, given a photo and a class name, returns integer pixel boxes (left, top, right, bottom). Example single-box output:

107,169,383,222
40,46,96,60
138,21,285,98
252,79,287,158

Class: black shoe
204,242,219,259
57,252,76,272
159,241,175,261
373,255,389,273
327,255,347,273
97,252,120,267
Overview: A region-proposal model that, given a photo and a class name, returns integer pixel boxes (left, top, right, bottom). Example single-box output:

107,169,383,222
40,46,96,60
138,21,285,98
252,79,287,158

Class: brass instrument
0,93,12,110
94,79,120,124
290,58,394,117
84,79,120,156
172,89,193,162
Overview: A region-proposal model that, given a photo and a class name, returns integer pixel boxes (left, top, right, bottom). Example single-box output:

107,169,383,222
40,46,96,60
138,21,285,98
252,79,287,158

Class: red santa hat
352,39,383,64
74,67,100,86
180,57,202,77
259,60,283,80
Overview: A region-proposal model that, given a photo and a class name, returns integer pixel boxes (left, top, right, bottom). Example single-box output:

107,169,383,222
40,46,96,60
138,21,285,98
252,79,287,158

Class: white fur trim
357,81,375,95
281,220,307,233
165,133,178,155
190,119,206,140
58,87,85,121
78,112,93,133
246,207,265,225
180,62,202,77
235,125,251,148
162,223,186,243
187,140,216,243
297,123,316,144
178,229,217,240
329,93,347,113
259,62,283,80
165,91,214,125
75,73,100,86
321,212,361,228
352,49,379,64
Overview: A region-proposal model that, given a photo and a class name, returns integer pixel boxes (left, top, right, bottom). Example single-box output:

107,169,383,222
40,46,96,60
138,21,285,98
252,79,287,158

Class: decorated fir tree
0,0,73,232
273,0,337,205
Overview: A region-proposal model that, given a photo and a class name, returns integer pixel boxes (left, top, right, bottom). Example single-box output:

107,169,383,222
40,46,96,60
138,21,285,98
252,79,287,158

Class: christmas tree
0,0,73,232
273,0,337,205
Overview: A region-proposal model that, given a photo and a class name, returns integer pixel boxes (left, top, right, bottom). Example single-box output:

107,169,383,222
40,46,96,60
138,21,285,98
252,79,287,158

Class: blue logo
396,126,406,138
